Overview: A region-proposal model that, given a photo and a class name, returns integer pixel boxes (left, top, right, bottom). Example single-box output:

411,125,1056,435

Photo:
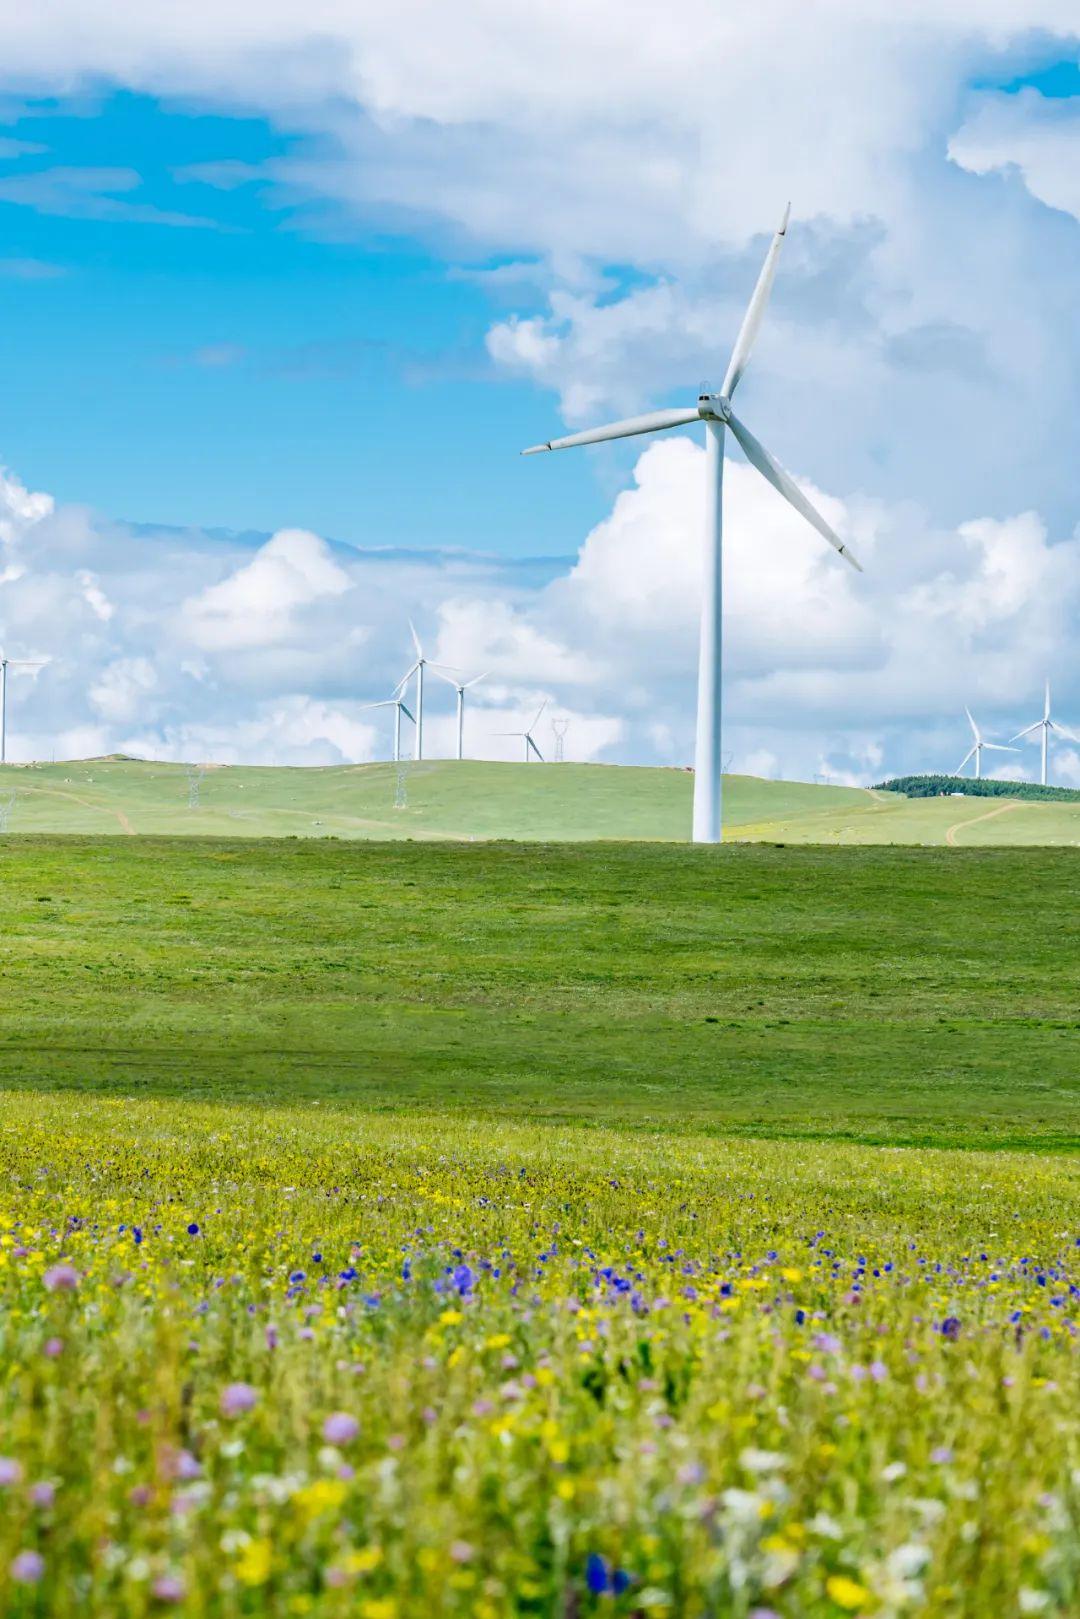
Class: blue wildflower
586,1554,608,1594
452,1264,475,1296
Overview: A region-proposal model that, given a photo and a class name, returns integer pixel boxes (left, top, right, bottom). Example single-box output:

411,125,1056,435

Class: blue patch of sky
0,91,610,559
971,53,1080,99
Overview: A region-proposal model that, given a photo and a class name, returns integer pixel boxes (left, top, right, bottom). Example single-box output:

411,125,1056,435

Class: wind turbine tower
0,653,45,765
496,700,547,761
434,668,487,760
522,204,862,844
361,692,415,763
957,707,1018,780
395,623,455,762
1010,681,1077,787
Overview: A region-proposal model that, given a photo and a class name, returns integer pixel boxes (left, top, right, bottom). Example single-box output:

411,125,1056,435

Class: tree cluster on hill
874,774,1080,803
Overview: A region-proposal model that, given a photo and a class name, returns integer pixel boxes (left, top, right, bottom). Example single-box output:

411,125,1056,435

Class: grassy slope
4,756,1080,844
2,835,1077,1150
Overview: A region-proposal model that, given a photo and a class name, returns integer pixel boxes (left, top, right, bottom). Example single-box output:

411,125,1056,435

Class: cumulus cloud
950,88,1080,221
182,528,351,651
1,448,1078,785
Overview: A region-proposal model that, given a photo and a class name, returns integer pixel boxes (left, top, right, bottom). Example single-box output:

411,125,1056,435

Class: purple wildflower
220,1382,258,1417
10,1550,44,1585
152,1573,185,1603
322,1412,359,1445
43,1263,78,1293
29,1481,55,1508
0,1458,23,1487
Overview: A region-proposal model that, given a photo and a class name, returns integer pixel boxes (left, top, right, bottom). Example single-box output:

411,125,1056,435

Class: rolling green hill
1,755,1079,844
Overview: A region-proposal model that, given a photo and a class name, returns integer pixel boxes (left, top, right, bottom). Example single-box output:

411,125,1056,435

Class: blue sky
0,7,1077,780
0,92,598,555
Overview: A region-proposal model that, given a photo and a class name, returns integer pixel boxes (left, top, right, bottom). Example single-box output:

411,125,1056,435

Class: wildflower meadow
1,1092,1078,1617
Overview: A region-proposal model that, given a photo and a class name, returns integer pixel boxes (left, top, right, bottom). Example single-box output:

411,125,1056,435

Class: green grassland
1,836,1077,1150
3,755,1080,844
2,836,1080,1614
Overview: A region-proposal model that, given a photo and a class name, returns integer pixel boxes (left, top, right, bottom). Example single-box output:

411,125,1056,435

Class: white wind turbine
360,691,415,763
523,204,862,844
394,623,456,762
496,699,547,762
957,707,1018,780
433,668,488,761
0,652,45,764
1010,681,1078,786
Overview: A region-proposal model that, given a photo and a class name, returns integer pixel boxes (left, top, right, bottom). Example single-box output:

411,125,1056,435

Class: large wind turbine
394,624,455,762
957,707,1018,780
0,653,45,764
496,700,547,762
433,668,487,761
523,204,861,844
1010,681,1077,787
360,693,415,763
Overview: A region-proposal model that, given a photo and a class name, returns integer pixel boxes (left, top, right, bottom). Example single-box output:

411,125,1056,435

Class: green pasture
2,755,1080,843
0,836,1076,1149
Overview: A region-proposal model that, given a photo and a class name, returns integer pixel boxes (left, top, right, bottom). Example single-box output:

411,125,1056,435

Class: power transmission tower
0,792,16,832
394,762,409,809
186,764,206,809
551,717,570,762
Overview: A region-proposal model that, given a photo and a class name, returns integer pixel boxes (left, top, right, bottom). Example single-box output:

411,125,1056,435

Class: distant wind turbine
360,692,415,764
495,700,547,762
433,668,487,761
957,707,1018,780
394,623,456,762
522,203,862,844
1009,681,1078,787
0,653,45,764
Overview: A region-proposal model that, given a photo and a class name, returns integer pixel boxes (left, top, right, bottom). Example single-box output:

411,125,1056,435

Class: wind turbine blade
398,703,415,724
531,698,548,730
393,662,420,695
1009,721,1042,742
964,706,980,742
358,700,396,711
464,671,489,688
492,731,525,737
527,736,545,761
726,409,862,571
720,202,790,399
408,620,422,658
1044,679,1051,722
956,747,976,773
429,666,460,689
983,743,1019,753
1051,722,1080,743
522,406,700,455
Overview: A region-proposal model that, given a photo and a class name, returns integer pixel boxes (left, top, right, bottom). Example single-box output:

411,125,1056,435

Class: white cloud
181,528,350,651
1,448,1077,784
950,89,1080,221
89,656,157,722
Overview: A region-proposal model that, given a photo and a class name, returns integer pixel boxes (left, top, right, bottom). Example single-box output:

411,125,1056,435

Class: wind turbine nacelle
697,394,732,423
